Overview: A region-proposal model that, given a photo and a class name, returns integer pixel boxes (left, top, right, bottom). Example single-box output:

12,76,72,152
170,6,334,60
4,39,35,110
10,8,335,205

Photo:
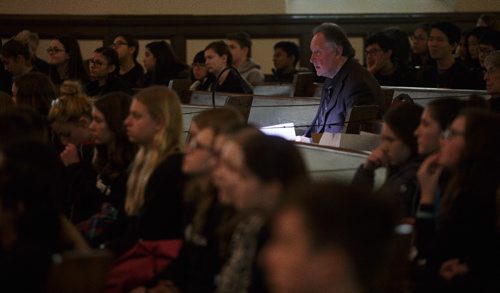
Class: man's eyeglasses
111,42,128,48
46,47,65,54
365,48,382,56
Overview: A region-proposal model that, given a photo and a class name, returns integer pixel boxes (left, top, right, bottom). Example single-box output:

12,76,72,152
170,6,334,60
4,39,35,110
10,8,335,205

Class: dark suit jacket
305,58,384,137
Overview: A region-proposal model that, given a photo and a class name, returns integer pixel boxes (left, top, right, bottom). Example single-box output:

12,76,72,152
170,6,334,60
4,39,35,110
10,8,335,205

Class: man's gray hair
485,50,500,69
312,23,355,58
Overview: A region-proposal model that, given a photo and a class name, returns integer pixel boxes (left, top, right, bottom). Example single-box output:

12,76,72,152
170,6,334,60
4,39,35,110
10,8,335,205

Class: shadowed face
414,108,442,155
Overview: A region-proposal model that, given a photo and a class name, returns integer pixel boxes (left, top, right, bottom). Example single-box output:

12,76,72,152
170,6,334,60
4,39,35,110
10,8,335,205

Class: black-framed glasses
187,138,213,152
365,48,382,56
47,47,65,54
111,42,128,48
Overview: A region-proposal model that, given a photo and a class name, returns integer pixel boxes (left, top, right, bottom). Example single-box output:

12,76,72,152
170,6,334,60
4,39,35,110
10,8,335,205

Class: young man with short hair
226,32,265,86
418,22,481,89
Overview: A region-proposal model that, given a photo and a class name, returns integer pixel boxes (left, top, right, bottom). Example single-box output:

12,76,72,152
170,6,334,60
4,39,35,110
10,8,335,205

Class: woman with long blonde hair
124,85,186,240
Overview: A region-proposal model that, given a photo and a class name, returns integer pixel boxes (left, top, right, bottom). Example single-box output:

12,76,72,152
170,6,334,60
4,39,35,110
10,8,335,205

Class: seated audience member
410,23,436,69
0,140,90,292
0,106,51,146
104,86,187,292
76,92,137,247
226,32,265,85
122,86,187,241
12,72,56,117
462,27,488,69
142,108,246,293
85,46,132,98
1,39,35,79
383,26,412,70
0,91,14,112
418,22,481,89
476,13,500,30
0,40,13,94
305,23,384,137
189,50,211,91
484,50,500,112
111,34,144,89
214,129,308,293
414,97,465,157
204,40,253,94
138,40,190,88
262,181,402,293
48,94,97,222
352,103,423,217
266,41,307,83
365,32,410,86
47,35,89,89
14,29,50,74
477,28,500,69
415,110,500,292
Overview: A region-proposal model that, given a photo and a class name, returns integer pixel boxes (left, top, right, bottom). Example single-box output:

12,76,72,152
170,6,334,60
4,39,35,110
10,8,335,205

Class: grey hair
312,23,355,58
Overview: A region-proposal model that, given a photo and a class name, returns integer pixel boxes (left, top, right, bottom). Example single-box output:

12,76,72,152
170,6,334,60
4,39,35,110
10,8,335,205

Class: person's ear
335,46,344,57
386,49,393,60
154,117,165,132
79,116,91,128
242,46,249,57
221,54,228,65
107,64,116,74
128,46,136,56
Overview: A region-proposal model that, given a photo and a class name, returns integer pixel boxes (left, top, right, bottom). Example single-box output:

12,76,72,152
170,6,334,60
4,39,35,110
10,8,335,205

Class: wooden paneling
1,13,483,67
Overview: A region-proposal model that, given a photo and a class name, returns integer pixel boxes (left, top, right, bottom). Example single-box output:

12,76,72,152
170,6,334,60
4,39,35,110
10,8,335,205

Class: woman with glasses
47,35,89,90
138,40,190,88
189,50,211,91
213,129,307,293
111,34,144,89
85,46,132,98
415,110,500,292
141,108,246,293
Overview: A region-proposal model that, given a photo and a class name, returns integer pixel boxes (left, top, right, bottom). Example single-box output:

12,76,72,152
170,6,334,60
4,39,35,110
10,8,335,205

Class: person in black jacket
76,92,137,247
352,102,423,217
415,110,500,292
85,46,132,98
204,40,253,94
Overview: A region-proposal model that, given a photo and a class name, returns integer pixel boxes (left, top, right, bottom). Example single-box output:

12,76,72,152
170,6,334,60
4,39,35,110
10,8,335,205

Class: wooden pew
253,83,295,97
168,79,192,103
189,91,319,136
295,142,385,186
382,86,488,107
248,95,320,136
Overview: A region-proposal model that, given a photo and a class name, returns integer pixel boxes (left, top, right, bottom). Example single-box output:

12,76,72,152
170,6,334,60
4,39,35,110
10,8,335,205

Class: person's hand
60,143,80,166
417,152,443,205
439,258,469,280
364,145,387,171
149,280,181,293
